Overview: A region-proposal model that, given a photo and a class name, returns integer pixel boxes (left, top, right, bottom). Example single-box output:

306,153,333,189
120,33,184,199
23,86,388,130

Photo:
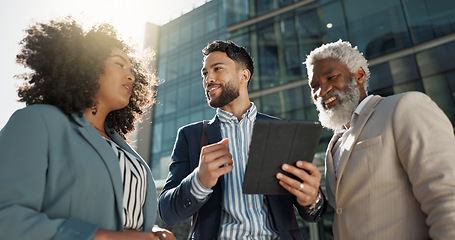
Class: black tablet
242,120,322,195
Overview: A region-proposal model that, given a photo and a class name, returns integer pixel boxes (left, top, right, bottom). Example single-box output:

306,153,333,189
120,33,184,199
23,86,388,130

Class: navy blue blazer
0,105,157,240
158,113,326,240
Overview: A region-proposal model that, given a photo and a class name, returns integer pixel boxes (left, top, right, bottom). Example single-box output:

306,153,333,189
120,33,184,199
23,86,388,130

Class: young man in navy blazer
159,40,326,240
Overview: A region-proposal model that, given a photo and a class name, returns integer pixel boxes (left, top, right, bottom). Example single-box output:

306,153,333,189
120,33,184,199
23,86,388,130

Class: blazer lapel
71,113,124,229
325,134,340,207
204,116,225,191
335,96,382,190
205,116,222,144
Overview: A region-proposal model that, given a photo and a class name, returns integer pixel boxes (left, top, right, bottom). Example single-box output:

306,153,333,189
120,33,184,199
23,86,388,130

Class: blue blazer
0,104,157,240
158,113,326,240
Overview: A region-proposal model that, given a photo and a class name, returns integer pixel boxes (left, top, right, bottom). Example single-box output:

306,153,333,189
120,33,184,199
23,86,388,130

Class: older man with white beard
305,40,455,240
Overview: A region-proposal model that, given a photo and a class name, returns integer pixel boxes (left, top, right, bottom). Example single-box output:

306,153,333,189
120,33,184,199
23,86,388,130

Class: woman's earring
91,106,98,115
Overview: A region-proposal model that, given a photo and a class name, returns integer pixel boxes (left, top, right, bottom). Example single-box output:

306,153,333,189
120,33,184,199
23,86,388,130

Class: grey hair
305,40,370,91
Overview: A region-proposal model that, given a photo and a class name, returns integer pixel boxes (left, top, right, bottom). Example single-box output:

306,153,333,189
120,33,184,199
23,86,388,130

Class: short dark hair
16,17,157,139
202,40,254,81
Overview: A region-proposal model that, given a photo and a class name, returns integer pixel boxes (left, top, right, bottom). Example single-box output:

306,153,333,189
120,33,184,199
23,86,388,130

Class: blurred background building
140,0,455,238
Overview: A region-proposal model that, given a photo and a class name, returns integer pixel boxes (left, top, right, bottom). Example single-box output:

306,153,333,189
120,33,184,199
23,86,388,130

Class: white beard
314,79,360,131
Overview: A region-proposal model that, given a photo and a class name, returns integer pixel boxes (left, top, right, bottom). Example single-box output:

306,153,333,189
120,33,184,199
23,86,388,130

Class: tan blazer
325,92,455,240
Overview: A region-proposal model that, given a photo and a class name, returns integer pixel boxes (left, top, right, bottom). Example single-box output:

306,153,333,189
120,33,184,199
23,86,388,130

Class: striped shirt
191,103,279,239
105,138,147,230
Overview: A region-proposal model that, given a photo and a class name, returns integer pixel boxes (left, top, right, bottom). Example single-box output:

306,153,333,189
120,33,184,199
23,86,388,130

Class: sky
0,0,207,130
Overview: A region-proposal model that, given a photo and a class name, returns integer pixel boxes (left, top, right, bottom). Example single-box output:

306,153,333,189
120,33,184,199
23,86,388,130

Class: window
343,0,412,58
403,0,455,44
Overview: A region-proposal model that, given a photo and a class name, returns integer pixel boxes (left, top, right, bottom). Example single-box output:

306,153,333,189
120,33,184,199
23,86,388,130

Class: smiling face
201,51,243,109
309,58,367,130
95,48,135,113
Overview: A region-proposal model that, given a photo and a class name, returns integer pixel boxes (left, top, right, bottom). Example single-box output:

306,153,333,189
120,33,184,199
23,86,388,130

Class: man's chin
207,99,215,108
319,115,341,131
318,107,354,131
207,99,222,109
322,105,335,112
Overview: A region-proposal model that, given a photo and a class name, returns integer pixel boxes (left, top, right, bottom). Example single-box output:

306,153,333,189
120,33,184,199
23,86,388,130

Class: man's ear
240,69,251,84
355,67,366,85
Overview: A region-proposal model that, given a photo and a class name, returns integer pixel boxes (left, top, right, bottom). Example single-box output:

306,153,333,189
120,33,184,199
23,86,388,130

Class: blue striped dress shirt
191,103,279,239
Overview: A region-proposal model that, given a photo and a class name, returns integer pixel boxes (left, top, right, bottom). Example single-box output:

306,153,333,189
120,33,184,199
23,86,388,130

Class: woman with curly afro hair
0,18,175,240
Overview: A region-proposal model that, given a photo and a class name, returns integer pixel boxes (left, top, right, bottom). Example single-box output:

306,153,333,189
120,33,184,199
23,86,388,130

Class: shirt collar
349,94,374,128
354,95,374,116
334,95,373,135
216,102,257,123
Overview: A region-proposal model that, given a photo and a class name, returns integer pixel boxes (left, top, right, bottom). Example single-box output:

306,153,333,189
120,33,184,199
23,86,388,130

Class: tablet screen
242,120,322,195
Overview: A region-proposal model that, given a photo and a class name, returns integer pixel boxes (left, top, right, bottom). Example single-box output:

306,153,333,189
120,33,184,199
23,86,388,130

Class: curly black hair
202,40,254,82
16,18,156,139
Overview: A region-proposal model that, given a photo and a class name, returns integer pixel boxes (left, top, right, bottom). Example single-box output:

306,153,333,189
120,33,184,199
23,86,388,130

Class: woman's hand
152,226,176,240
94,227,175,240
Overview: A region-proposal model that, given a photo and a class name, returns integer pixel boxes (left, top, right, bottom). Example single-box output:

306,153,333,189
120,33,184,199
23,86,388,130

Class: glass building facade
145,0,455,238
150,0,226,181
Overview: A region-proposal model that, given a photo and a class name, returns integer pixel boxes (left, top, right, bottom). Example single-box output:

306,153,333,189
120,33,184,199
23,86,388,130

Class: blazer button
336,208,343,214
184,199,192,208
